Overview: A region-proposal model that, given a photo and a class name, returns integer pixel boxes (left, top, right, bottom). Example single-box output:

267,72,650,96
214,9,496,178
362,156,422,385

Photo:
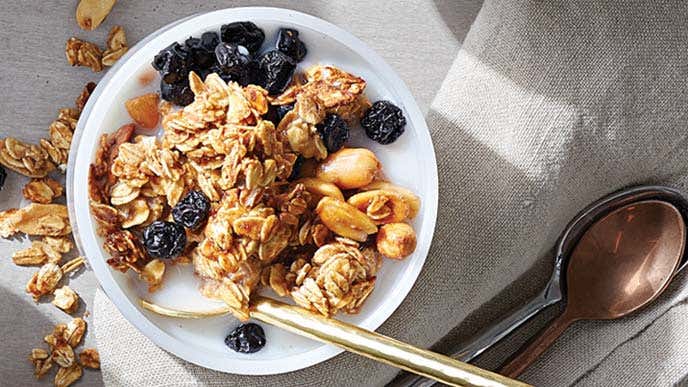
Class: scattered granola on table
28,317,94,386
78,348,100,369
0,5,132,383
102,25,129,66
65,37,104,72
0,203,71,238
52,286,81,314
25,257,85,302
0,81,95,176
90,20,418,331
22,177,64,204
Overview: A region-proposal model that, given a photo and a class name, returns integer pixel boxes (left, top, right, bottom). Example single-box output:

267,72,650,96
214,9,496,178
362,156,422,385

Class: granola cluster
0,2,126,384
0,84,92,385
0,82,95,177
29,317,99,386
92,65,420,321
66,25,129,72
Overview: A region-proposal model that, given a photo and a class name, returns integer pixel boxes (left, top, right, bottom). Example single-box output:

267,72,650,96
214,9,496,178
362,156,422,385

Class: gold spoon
499,200,685,378
141,296,529,387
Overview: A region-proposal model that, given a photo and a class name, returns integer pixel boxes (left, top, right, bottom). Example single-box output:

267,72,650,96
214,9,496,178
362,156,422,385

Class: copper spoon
393,185,688,387
499,200,685,378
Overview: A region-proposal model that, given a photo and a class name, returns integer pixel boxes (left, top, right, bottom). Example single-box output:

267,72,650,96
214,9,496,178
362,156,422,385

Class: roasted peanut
363,181,421,219
376,223,417,259
316,148,380,189
76,0,116,31
316,197,377,242
347,190,409,224
297,158,319,178
297,177,345,203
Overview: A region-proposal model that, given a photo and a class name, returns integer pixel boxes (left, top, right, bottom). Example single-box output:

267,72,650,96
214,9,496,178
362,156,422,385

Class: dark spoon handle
498,311,575,378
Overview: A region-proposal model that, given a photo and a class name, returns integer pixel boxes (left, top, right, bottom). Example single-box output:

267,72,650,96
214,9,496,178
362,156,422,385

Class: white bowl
67,7,438,375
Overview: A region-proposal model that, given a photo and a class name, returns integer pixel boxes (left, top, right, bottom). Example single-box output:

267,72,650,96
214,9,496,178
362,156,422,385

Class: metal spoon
499,200,685,377
392,185,688,387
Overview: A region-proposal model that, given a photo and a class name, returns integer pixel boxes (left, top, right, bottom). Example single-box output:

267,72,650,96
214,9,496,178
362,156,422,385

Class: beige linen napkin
94,1,688,386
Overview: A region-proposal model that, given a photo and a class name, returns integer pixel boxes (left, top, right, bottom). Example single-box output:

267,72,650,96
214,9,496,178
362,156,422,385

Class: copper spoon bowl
499,200,686,378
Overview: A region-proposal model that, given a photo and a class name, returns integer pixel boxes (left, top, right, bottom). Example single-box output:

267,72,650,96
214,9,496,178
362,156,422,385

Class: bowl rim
67,6,439,375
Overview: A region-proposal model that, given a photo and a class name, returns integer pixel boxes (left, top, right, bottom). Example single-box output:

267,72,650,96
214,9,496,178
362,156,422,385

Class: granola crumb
78,348,100,369
52,286,80,314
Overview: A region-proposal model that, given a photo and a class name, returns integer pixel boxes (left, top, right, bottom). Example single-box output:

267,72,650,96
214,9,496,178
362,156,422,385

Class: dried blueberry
317,114,349,152
255,50,296,95
220,21,265,53
215,43,251,77
185,35,216,69
240,60,260,86
160,79,194,106
276,28,307,62
0,165,6,190
172,190,211,230
192,66,213,81
289,155,304,181
225,323,266,354
142,221,187,259
152,43,191,84
199,31,220,51
361,100,407,145
265,103,294,127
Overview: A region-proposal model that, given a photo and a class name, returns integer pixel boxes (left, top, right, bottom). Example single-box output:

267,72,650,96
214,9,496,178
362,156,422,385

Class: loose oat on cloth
92,2,688,386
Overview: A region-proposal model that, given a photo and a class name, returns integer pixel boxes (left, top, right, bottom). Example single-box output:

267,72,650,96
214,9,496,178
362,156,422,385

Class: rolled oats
65,317,87,348
22,177,63,204
12,240,62,266
43,236,74,254
52,286,80,314
65,37,103,72
61,256,86,275
140,259,165,292
0,203,71,237
30,348,49,361
78,349,100,369
102,25,128,66
54,363,82,387
0,138,55,178
44,323,67,350
279,111,327,160
52,341,76,367
26,263,63,301
30,349,53,379
75,82,97,112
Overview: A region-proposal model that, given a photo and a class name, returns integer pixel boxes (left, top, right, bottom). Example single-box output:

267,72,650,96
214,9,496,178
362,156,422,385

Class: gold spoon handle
251,296,528,387
141,297,529,387
499,311,575,378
